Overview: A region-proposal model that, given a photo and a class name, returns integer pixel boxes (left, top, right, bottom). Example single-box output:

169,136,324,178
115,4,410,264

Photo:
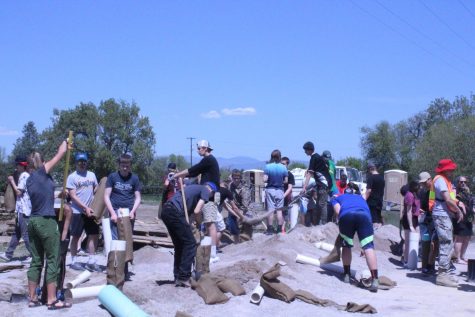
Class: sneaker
343,274,350,284
0,252,12,262
369,278,379,293
264,228,274,236
85,263,103,273
210,256,220,264
175,278,191,288
21,257,32,264
70,262,84,271
436,273,458,288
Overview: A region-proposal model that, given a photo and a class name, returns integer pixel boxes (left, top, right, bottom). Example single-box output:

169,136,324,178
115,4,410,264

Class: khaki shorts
202,202,219,223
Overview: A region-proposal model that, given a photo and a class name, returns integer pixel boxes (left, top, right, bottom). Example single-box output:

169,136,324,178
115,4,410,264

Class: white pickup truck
336,166,367,196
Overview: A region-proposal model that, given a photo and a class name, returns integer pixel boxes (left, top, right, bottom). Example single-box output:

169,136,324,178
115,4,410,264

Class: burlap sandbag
295,289,338,307
319,235,342,264
91,177,107,223
107,250,126,290
345,302,377,314
241,223,253,240
4,183,16,212
118,216,134,263
192,274,229,305
195,245,211,275
215,277,246,296
175,312,193,317
260,263,296,303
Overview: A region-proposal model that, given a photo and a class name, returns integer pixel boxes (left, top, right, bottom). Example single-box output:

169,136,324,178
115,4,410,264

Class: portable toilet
384,170,408,211
243,169,265,204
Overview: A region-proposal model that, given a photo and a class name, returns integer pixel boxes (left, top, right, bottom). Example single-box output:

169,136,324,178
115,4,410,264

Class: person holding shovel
161,182,217,287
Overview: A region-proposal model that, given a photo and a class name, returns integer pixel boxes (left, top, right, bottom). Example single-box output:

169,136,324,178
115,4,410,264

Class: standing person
400,180,421,267
161,182,217,287
229,169,251,242
365,162,385,229
264,150,288,235
453,176,473,264
430,159,463,288
336,173,349,195
104,153,142,277
162,162,179,204
281,157,295,232
331,183,379,292
67,153,100,272
0,156,32,263
302,142,332,225
418,171,438,275
26,140,72,309
322,150,338,222
171,140,220,188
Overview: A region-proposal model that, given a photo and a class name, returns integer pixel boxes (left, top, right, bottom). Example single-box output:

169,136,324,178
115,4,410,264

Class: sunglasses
459,181,467,184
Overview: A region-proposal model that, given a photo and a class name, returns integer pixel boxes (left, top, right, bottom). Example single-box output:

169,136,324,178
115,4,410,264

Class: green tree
336,157,364,170
10,121,41,161
360,121,398,172
0,146,9,191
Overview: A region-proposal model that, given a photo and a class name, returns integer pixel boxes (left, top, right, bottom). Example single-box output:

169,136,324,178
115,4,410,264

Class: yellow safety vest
428,174,457,212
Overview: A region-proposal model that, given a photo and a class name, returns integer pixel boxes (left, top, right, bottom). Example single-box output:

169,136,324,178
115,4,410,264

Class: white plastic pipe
64,285,106,300
296,254,321,266
290,204,299,229
314,241,337,252
250,284,265,305
111,240,127,251
66,270,92,289
102,218,112,256
407,231,420,270
296,254,357,277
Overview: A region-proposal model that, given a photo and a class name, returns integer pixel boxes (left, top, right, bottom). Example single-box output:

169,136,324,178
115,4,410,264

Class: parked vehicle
335,166,367,196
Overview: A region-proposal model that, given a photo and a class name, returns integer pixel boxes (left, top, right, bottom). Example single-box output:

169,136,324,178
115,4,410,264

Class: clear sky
1,1,474,163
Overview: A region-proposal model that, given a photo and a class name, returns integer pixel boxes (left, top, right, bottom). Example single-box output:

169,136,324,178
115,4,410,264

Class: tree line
359,93,475,185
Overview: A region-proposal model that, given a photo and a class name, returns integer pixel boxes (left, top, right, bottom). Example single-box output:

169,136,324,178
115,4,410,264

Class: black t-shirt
188,154,220,188
106,171,142,210
217,186,233,212
284,171,295,206
308,153,332,189
366,173,385,208
170,184,211,215
27,166,55,217
418,188,430,212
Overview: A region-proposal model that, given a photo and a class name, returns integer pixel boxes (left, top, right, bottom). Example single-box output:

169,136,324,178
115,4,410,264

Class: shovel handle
178,178,190,224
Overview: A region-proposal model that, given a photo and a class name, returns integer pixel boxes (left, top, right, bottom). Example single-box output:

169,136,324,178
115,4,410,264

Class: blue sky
1,1,474,163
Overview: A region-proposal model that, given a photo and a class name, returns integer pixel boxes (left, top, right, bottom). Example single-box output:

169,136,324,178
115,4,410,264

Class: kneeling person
332,183,379,292
161,182,217,287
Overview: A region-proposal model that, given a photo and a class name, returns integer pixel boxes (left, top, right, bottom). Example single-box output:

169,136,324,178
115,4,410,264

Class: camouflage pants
433,215,454,271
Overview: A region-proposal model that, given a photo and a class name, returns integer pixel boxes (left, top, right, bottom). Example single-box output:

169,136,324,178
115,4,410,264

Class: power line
375,0,475,68
457,0,475,22
349,0,471,77
419,0,475,50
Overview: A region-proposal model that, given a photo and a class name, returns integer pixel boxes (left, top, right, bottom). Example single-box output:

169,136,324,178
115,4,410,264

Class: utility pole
186,137,195,167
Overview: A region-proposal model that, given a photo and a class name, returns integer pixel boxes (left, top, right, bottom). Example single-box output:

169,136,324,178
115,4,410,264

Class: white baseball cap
197,140,213,151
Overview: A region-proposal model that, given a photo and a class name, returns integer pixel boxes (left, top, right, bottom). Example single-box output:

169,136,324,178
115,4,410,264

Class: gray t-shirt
67,170,98,214
170,184,211,215
27,166,55,217
432,176,450,217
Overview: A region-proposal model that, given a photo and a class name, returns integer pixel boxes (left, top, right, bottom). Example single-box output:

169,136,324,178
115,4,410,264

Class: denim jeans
5,213,31,258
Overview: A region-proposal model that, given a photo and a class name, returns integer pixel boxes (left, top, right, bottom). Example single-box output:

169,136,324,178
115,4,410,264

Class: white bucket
290,204,299,229
407,231,420,270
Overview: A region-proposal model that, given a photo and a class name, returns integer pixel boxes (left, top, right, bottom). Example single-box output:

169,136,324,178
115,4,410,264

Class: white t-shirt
16,171,32,217
66,170,98,214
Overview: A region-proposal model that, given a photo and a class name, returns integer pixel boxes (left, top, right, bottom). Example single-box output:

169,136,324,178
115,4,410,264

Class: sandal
28,300,42,308
47,299,72,310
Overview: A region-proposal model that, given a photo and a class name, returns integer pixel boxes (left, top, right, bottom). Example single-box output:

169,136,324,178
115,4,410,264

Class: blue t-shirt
106,171,142,210
170,184,211,215
332,194,371,220
264,162,288,190
27,166,56,217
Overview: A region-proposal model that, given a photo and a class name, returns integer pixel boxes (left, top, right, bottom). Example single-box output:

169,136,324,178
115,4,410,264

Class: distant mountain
216,156,266,170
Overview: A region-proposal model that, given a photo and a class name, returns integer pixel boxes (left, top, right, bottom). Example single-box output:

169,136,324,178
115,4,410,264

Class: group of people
1,136,472,311
1,141,142,309
400,159,473,288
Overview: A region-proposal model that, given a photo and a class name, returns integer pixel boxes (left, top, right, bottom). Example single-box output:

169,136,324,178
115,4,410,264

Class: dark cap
167,162,177,170
75,152,88,162
15,155,28,167
367,161,376,169
322,150,332,159
303,141,314,151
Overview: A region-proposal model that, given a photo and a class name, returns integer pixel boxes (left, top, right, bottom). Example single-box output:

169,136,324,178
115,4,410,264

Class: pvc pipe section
102,218,112,256
250,284,265,305
66,270,92,289
407,231,420,270
296,254,357,278
64,285,106,300
314,241,337,253
201,236,212,246
98,285,149,317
